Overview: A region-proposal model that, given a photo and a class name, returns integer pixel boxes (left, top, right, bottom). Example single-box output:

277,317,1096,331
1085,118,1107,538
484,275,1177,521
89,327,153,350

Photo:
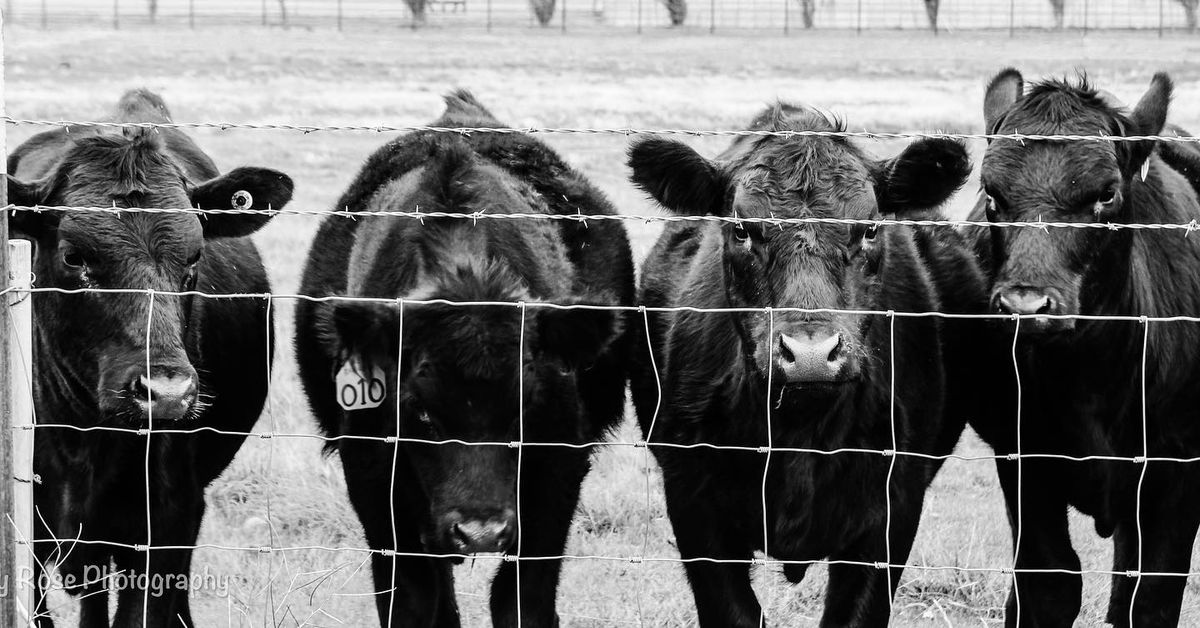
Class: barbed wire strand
3,117,1198,144
11,204,1200,234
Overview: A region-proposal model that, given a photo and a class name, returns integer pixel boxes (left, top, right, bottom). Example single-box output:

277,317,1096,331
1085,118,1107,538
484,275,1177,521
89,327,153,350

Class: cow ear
628,138,728,216
984,68,1023,134
6,175,57,238
874,138,971,214
537,300,620,370
1125,73,1172,178
191,167,294,239
316,300,401,362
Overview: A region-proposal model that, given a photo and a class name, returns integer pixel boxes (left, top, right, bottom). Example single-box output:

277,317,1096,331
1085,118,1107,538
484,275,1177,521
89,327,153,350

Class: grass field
9,23,1200,627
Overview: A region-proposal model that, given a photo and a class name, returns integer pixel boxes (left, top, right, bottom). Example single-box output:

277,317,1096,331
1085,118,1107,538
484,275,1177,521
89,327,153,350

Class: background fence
4,0,1200,33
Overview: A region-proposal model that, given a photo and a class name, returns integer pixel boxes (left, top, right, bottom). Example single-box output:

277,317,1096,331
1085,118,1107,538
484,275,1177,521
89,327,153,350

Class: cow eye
181,267,198,292
732,222,750,243
61,247,86,269
864,223,879,241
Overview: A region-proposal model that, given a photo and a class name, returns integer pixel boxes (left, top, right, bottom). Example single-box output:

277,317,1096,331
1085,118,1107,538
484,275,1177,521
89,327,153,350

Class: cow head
8,127,292,423
980,69,1170,335
629,104,968,399
316,148,618,555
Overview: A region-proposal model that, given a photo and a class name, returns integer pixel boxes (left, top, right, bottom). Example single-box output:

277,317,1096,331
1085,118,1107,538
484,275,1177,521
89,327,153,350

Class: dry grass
9,23,1200,627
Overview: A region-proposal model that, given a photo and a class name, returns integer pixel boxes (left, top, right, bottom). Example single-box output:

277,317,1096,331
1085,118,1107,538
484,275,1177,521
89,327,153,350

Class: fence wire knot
882,449,896,457
873,561,888,570
1126,570,1141,578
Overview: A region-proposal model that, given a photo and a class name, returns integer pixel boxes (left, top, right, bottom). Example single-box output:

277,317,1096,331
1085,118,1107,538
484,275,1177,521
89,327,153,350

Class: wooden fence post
1,12,36,626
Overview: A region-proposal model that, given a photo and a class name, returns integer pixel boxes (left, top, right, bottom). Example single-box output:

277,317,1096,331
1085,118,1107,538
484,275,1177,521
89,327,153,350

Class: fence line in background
5,0,1200,35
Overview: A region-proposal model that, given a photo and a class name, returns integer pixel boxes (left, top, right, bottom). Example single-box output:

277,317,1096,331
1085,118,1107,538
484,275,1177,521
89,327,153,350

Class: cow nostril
827,333,843,363
129,376,151,399
1035,296,1053,315
777,335,796,364
452,523,472,549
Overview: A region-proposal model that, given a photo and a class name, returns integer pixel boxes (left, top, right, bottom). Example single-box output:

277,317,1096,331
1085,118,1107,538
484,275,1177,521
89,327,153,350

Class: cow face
980,70,1170,335
7,129,292,423
629,105,968,398
324,270,617,556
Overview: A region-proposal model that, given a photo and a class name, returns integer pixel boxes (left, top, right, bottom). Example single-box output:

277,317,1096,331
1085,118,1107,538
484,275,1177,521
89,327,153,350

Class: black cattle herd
7,69,1200,627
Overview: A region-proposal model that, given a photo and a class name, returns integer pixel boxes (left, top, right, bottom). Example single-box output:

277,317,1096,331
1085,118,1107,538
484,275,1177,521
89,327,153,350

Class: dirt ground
7,23,1200,627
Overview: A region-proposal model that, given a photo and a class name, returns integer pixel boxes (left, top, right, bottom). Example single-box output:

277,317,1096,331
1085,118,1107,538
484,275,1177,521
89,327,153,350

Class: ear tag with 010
335,354,387,411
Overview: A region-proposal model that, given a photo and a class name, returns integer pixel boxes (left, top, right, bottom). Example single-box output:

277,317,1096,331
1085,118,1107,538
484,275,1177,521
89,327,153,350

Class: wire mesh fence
4,91,1200,625
5,0,1200,33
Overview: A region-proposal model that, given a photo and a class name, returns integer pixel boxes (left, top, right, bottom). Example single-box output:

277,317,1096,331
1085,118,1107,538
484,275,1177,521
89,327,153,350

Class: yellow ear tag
335,355,387,411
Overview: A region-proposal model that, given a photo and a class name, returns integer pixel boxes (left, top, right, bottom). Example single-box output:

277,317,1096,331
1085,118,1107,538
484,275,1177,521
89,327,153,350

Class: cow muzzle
774,326,853,386
992,285,1075,335
113,363,200,422
437,508,516,555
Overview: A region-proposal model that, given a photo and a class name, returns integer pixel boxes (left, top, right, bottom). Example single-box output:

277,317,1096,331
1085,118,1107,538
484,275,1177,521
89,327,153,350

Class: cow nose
445,509,516,554
996,288,1055,316
775,330,846,383
128,366,198,421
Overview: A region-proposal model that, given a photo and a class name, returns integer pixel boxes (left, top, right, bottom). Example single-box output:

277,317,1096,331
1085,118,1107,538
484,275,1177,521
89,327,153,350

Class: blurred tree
924,0,939,32
148,0,158,22
406,0,428,25
1048,0,1064,28
1179,0,1199,31
799,0,815,27
663,0,686,25
921,0,940,32
277,0,289,26
531,0,556,25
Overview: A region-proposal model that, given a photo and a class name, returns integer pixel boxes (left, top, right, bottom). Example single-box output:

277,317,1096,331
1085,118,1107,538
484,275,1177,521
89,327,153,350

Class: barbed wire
4,116,1197,143
12,205,1200,233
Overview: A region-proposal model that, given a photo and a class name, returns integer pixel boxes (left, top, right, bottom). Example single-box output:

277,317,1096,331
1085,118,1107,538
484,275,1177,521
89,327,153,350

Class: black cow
293,91,633,627
6,90,292,626
627,103,981,626
965,69,1200,627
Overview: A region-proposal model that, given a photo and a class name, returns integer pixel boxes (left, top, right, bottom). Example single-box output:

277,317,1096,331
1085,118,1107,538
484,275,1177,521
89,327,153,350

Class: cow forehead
983,140,1118,191
58,212,203,260
731,140,875,219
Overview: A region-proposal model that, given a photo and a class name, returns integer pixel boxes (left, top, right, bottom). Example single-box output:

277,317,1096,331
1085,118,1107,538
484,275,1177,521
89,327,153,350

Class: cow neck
33,321,103,425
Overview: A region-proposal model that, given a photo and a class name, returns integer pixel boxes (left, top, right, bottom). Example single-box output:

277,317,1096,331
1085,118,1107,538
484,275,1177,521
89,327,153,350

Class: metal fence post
783,0,789,35
1009,0,1015,37
1083,0,1088,34
710,0,715,33
487,0,493,32
1159,0,1165,37
40,0,46,29
561,0,567,32
262,0,268,26
338,0,343,30
189,0,195,28
113,0,119,29
856,0,862,35
636,0,642,33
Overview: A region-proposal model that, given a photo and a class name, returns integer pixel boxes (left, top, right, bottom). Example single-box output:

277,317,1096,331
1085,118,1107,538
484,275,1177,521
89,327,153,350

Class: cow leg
76,568,113,628
656,451,761,628
1105,473,1200,628
820,493,922,628
995,457,1081,628
31,534,58,628
341,441,459,628
489,447,590,628
110,484,204,627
